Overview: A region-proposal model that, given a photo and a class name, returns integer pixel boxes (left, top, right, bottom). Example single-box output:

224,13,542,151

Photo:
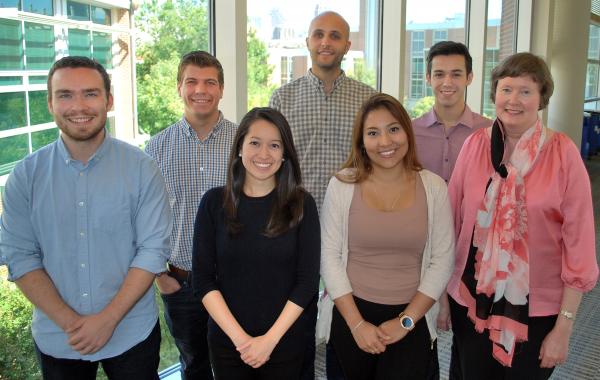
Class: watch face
401,316,414,329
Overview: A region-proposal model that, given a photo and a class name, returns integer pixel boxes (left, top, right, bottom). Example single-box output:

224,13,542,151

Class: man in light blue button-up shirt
0,56,172,379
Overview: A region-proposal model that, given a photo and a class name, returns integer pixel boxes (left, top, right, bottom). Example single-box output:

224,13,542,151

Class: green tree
408,96,435,119
347,58,376,88
135,0,209,136
247,28,276,110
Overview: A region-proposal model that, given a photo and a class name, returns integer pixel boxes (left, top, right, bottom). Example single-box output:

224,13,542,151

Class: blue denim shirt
0,133,172,360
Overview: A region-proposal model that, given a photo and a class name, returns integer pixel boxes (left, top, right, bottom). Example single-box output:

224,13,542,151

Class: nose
379,131,392,145
442,74,452,85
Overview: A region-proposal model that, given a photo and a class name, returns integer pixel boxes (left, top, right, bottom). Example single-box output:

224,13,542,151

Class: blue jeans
161,274,213,380
35,321,160,380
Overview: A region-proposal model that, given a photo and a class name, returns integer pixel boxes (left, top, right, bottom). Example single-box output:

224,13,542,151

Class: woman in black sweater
192,107,320,379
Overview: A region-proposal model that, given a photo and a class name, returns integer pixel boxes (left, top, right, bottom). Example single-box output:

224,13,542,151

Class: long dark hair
223,107,305,237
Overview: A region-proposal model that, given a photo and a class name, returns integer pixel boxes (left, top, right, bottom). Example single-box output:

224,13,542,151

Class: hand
66,312,118,355
379,318,409,345
155,274,181,295
237,335,278,368
351,321,388,354
437,294,451,331
539,323,572,368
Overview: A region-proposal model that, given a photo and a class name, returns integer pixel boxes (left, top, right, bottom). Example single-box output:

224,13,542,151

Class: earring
238,152,242,157
282,158,286,162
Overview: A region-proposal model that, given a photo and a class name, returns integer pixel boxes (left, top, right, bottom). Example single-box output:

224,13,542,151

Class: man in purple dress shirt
412,41,492,183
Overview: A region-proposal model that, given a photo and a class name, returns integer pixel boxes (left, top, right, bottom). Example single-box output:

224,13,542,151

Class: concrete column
380,0,405,100
546,0,590,146
465,0,488,114
214,0,247,123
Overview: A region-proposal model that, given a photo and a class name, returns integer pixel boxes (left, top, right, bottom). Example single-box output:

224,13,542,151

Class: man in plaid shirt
269,11,376,380
145,51,237,380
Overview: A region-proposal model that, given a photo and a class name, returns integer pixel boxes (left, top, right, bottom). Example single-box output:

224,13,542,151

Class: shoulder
343,77,376,94
204,186,225,203
221,118,238,131
418,169,447,191
411,110,435,130
145,122,179,152
545,131,583,165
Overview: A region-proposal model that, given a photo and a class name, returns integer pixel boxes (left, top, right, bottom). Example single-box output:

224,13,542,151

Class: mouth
318,50,335,56
191,98,211,104
67,116,95,124
504,108,523,115
253,161,274,169
378,149,397,158
439,89,455,96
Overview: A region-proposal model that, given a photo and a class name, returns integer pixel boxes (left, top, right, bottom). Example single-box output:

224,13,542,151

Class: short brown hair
339,93,422,183
177,50,224,86
490,52,554,110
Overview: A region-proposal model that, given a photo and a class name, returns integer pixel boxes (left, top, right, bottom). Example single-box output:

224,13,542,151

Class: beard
55,112,107,142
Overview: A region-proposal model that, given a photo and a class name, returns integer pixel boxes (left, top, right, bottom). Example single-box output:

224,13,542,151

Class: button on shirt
269,70,376,209
145,112,237,271
412,106,492,182
0,134,172,360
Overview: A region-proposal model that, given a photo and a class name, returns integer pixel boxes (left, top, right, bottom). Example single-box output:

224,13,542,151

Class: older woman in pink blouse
445,52,598,379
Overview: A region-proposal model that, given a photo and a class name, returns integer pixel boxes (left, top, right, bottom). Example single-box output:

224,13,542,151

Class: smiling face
306,12,351,73
494,75,541,135
427,54,472,111
240,119,284,190
362,107,409,173
178,64,223,124
48,67,112,143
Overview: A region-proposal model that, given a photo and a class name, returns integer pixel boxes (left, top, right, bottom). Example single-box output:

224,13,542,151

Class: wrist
397,312,415,331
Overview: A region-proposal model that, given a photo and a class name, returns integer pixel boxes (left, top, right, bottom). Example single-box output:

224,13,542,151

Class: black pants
449,296,556,380
35,321,161,380
208,341,304,380
330,297,433,380
161,273,213,380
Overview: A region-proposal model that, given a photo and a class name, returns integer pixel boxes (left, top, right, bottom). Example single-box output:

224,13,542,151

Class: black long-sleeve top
192,187,320,359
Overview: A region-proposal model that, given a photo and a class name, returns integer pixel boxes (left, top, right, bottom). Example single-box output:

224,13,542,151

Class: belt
167,263,191,283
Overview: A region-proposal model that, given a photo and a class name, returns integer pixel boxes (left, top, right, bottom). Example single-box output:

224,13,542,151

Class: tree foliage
135,0,209,136
408,96,435,119
346,58,376,89
247,28,276,110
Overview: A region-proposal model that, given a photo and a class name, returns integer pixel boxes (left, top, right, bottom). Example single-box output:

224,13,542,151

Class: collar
180,111,225,139
426,105,477,129
57,129,110,165
307,69,347,92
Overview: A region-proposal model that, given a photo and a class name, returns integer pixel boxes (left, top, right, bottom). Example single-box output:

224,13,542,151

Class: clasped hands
236,334,278,369
351,318,409,355
62,311,119,356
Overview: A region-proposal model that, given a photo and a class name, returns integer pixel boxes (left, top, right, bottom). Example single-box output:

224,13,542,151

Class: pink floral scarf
464,118,545,366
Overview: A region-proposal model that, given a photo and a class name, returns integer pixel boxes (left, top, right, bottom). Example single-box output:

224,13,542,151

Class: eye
270,143,281,149
500,88,511,94
434,73,443,78
330,33,341,40
366,130,377,137
521,89,531,96
85,92,98,97
57,93,71,99
249,140,259,146
389,126,401,133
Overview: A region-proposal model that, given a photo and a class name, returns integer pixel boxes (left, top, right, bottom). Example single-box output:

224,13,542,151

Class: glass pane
246,0,381,109
588,24,600,60
91,6,111,25
405,0,467,117
585,63,599,100
29,90,52,125
0,76,23,85
68,29,91,58
0,134,29,168
31,127,58,151
0,19,24,70
0,92,26,130
92,31,112,69
25,22,55,70
482,0,517,119
0,0,19,7
67,0,89,21
29,75,47,84
22,0,52,15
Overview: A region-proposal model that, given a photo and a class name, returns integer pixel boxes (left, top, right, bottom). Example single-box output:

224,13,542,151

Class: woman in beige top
317,93,455,379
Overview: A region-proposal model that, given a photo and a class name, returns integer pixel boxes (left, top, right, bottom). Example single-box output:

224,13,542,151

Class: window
28,90,52,125
247,0,382,109
586,24,600,110
67,0,111,25
0,92,26,131
405,0,467,116
1,0,54,15
92,31,112,68
482,0,517,118
0,19,24,70
24,22,55,70
68,29,92,57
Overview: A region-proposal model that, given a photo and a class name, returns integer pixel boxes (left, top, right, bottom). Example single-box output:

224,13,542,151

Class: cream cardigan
316,169,455,343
